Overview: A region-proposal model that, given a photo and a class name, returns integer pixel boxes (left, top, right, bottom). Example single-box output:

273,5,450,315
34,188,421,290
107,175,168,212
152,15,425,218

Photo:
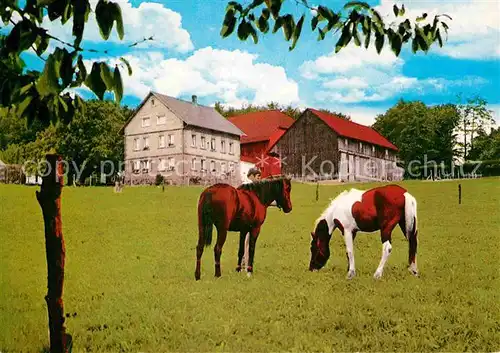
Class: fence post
458,183,462,204
316,182,319,201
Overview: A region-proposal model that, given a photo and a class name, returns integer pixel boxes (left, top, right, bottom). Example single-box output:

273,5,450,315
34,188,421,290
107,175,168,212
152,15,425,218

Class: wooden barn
269,109,403,182
228,110,294,180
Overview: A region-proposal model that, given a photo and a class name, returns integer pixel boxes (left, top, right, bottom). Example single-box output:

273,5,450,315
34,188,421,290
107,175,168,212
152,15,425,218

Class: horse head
309,219,331,271
273,176,292,213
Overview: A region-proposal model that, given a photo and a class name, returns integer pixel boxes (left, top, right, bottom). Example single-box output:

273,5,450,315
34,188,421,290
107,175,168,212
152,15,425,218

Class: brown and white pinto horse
309,184,418,279
195,177,292,280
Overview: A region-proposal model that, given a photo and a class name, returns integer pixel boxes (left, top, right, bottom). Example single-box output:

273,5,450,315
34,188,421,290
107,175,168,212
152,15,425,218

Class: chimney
192,95,197,106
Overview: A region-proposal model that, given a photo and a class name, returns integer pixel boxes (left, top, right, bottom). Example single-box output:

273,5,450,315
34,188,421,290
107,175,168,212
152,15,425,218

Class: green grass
1,178,499,352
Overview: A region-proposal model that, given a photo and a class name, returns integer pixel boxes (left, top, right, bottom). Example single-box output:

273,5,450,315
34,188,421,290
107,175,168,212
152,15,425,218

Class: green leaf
100,63,114,89
370,8,383,26
237,20,250,40
248,0,265,9
352,23,361,46
257,14,269,33
270,0,282,20
20,83,33,96
282,15,294,41
85,62,107,100
109,2,124,40
96,0,114,40
343,1,370,10
335,25,352,53
59,49,74,88
412,35,419,53
289,15,304,51
247,22,259,43
272,16,283,33
226,1,243,13
390,32,402,56
119,57,132,75
47,0,66,21
77,55,87,80
58,95,68,113
72,0,91,49
221,9,237,37
261,8,270,20
36,54,60,97
16,95,33,118
435,29,443,47
375,31,384,54
416,13,428,22
36,0,58,5
364,23,371,48
36,34,50,56
317,5,334,22
311,16,319,31
61,1,73,24
400,4,405,16
393,4,399,17
113,66,123,103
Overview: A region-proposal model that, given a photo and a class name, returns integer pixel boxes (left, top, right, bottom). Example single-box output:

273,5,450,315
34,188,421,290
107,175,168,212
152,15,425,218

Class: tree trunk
35,154,72,353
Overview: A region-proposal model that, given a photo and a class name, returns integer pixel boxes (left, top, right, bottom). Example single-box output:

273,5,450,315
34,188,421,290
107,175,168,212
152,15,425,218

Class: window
359,142,363,152
159,135,165,148
143,137,149,150
221,162,226,174
133,138,140,151
221,140,226,153
200,136,206,149
141,159,150,173
157,115,166,125
210,138,216,151
132,160,140,173
168,157,175,171
168,134,174,147
201,159,206,171
191,158,197,170
229,142,234,154
158,158,166,171
344,138,348,147
142,117,150,127
372,146,375,155
385,149,388,159
151,98,155,106
191,134,196,147
229,162,234,174
210,160,215,172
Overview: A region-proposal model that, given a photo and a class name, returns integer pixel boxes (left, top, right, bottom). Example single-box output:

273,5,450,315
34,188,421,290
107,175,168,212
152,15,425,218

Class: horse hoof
373,271,383,280
408,267,419,277
346,271,356,280
235,266,241,272
247,272,252,278
195,274,200,281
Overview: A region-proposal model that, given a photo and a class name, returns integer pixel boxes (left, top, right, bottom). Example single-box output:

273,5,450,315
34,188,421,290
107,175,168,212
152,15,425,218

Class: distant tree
468,127,500,161
214,101,350,120
373,99,460,168
455,95,495,160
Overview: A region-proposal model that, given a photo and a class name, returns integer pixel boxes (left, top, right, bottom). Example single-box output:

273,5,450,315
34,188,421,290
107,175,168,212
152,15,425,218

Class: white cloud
40,0,193,53
375,0,500,60
86,47,300,107
300,43,488,104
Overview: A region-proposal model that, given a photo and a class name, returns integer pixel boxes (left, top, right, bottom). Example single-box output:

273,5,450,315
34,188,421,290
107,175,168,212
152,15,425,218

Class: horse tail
404,192,418,269
199,191,213,247
404,192,417,238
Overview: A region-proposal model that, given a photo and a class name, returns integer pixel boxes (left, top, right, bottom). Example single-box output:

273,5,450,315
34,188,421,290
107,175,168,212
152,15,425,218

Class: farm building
270,108,404,182
228,110,294,180
121,92,244,185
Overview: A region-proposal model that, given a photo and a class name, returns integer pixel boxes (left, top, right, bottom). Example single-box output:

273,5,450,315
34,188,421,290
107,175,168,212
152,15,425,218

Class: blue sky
18,0,500,126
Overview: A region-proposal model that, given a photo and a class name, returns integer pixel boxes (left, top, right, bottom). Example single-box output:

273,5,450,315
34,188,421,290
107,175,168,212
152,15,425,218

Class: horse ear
311,231,315,239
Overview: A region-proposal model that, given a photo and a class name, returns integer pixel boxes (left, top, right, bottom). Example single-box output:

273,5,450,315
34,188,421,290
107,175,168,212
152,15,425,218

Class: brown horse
195,176,292,280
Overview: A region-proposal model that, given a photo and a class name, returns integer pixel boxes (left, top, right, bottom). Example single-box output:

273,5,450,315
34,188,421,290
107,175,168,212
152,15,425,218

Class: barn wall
274,110,339,179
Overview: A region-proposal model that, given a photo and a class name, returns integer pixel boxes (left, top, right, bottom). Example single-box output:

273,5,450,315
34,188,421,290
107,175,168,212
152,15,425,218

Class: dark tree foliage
221,1,451,54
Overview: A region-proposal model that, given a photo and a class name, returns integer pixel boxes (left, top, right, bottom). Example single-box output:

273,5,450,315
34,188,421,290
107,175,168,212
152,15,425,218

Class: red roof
228,110,294,144
309,109,398,151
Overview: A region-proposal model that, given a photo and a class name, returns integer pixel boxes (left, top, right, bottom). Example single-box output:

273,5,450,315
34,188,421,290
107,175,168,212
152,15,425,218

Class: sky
15,0,500,126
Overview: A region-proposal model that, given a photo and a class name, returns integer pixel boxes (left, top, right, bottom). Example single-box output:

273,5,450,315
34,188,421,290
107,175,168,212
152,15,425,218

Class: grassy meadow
1,178,499,352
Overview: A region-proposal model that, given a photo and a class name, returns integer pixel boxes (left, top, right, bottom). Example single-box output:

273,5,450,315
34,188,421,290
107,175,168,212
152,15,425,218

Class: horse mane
313,188,361,230
238,176,288,205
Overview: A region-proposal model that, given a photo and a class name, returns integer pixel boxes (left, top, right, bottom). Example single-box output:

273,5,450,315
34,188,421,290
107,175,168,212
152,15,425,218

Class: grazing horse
309,184,418,279
195,176,292,280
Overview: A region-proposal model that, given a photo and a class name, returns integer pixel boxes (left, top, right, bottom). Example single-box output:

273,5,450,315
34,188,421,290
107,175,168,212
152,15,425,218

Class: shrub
155,174,164,186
